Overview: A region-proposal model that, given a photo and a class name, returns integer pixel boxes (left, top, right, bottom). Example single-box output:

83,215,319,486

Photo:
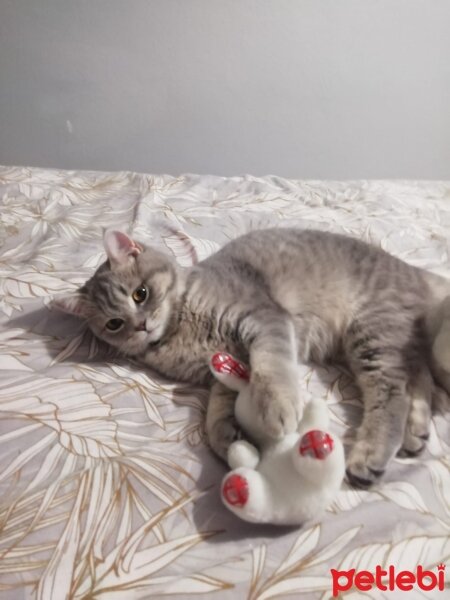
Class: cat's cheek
122,332,149,355
134,331,151,348
146,305,170,339
105,334,124,349
91,327,116,348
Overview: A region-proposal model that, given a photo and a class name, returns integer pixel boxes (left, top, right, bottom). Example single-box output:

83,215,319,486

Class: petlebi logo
331,563,446,596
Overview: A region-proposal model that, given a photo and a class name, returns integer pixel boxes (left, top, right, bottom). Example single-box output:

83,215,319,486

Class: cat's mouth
135,318,163,341
137,325,163,345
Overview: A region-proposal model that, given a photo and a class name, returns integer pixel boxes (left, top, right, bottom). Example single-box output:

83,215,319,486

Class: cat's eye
132,284,148,304
106,318,124,332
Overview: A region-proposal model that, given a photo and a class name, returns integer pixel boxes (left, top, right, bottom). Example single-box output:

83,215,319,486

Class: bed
0,166,449,600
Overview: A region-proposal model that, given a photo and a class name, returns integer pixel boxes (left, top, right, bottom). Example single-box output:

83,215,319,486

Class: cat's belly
293,312,343,364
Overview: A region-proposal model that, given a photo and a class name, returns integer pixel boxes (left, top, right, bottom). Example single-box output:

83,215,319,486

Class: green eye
132,284,147,304
106,318,124,331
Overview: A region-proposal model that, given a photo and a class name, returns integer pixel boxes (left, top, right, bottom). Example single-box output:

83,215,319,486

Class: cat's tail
153,219,199,265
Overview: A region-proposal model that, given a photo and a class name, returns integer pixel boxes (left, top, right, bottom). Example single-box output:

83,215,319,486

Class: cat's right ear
52,290,93,319
103,230,141,267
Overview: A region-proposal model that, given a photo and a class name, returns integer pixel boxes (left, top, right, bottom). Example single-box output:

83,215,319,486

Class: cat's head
54,230,183,355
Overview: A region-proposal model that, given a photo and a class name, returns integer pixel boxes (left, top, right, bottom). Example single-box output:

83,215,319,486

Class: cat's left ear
52,289,94,319
104,230,141,267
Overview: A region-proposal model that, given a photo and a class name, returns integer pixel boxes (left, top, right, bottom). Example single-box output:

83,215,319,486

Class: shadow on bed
9,305,115,363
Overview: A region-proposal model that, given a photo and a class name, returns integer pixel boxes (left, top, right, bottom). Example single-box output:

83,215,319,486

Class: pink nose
137,321,147,331
299,430,334,459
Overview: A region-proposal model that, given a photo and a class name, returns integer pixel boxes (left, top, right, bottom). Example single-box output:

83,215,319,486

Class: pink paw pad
299,430,334,459
222,474,249,507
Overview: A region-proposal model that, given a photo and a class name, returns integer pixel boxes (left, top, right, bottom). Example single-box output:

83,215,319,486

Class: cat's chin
145,323,165,344
127,326,165,353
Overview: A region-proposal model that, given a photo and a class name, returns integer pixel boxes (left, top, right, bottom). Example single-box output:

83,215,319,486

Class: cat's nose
137,320,147,331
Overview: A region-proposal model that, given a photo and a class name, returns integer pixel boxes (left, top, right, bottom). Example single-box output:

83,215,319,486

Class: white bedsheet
0,166,449,599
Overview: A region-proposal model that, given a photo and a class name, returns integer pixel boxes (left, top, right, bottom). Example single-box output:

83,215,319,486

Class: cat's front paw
251,377,297,438
345,441,386,488
207,416,242,461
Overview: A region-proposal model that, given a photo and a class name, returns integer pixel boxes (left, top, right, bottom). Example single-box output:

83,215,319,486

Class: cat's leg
399,366,433,457
206,380,240,461
239,309,300,438
346,370,409,487
430,295,450,395
344,323,410,487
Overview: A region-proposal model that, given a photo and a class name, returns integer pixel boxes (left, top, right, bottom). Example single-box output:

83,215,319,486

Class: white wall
1,0,449,178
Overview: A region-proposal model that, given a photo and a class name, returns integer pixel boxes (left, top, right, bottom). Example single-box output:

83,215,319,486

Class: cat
55,228,450,488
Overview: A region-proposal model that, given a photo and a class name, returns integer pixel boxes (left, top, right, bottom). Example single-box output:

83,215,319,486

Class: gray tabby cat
56,228,450,488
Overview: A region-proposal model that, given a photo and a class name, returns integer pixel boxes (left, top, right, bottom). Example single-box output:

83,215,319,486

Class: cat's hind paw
397,431,428,458
345,441,386,488
398,396,431,457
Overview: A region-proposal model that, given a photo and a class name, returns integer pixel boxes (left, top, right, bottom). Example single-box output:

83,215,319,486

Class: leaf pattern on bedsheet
0,166,449,599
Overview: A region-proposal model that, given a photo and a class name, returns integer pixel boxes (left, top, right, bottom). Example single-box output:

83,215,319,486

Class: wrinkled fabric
0,166,449,600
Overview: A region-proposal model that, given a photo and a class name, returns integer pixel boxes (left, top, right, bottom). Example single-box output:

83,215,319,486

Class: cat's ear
104,230,141,267
52,290,94,319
